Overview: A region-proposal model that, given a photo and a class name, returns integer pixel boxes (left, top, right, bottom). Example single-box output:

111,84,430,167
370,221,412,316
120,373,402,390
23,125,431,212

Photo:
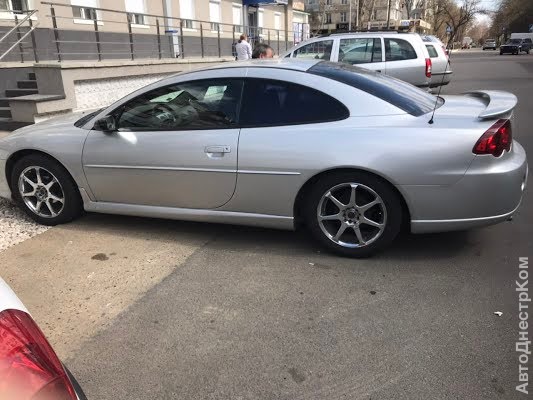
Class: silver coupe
0,60,528,257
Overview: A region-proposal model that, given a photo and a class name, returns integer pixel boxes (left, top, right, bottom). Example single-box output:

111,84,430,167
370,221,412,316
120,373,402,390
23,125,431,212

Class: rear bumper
404,141,528,233
429,71,452,88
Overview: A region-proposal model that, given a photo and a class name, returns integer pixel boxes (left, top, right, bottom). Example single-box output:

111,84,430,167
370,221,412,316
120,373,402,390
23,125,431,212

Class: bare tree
442,0,485,47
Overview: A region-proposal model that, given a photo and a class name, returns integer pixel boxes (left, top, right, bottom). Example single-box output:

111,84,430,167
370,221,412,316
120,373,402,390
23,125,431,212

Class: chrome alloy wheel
18,166,65,218
317,183,387,248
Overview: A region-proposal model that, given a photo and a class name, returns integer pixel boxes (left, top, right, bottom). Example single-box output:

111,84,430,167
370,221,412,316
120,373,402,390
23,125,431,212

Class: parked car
482,39,497,50
500,38,532,55
420,35,453,87
0,277,86,399
282,32,434,88
0,60,528,257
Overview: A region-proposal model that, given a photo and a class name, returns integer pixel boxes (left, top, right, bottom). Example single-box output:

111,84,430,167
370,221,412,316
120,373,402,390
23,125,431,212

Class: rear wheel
11,154,83,225
304,172,403,257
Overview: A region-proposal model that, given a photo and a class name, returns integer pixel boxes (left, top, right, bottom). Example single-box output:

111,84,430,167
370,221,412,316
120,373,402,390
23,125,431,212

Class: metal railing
0,9,39,62
35,1,309,62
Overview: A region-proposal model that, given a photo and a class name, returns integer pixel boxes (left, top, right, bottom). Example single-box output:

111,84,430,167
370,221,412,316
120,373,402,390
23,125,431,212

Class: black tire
500,51,503,55
303,172,403,258
11,154,83,226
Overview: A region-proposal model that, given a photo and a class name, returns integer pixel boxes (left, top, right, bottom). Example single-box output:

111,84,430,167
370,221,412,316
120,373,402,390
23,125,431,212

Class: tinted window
426,44,438,58
240,79,348,126
525,39,532,43
293,40,334,60
339,38,382,64
115,79,243,130
309,61,442,117
385,38,417,61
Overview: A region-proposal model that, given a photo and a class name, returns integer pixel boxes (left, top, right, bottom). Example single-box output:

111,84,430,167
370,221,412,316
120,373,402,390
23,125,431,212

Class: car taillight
425,58,432,78
473,119,512,157
0,309,77,400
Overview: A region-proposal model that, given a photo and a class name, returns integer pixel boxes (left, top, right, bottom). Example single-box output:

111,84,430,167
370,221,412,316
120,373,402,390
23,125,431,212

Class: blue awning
242,0,288,5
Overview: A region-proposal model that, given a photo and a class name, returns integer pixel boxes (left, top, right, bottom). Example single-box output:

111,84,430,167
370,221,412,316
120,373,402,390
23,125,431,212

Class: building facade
0,0,310,61
305,0,431,34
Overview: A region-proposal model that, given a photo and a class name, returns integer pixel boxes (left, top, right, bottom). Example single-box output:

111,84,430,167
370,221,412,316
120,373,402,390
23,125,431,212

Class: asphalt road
60,50,531,399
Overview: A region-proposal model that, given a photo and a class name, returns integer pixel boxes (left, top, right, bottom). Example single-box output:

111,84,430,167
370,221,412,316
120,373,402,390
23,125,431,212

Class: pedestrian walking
235,34,252,60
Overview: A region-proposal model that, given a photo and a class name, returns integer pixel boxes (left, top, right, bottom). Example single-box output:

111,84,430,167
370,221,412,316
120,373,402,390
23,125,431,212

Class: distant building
305,0,431,35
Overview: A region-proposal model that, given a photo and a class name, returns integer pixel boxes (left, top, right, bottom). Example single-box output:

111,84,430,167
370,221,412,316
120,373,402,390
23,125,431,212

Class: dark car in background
500,38,532,55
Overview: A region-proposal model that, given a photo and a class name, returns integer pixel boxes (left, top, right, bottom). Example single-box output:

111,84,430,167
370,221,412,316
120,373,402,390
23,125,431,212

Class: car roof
190,59,321,73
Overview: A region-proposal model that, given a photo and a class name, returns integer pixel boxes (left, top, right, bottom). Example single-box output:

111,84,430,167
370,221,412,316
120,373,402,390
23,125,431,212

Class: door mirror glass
95,115,117,132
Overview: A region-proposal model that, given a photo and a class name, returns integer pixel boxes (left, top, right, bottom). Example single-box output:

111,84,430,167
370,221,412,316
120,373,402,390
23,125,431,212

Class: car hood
8,112,87,138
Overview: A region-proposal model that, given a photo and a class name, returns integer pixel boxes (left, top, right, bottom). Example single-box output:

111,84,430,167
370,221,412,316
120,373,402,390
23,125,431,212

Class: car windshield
308,61,442,117
508,39,521,44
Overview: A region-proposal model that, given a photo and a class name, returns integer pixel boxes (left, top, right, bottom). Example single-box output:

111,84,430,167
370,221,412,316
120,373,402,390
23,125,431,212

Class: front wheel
11,154,83,225
304,172,403,257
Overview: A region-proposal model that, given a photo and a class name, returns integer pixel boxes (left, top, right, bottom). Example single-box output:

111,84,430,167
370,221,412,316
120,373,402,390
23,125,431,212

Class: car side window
339,38,382,64
293,40,334,60
425,44,438,58
385,38,417,61
115,79,243,131
240,79,348,127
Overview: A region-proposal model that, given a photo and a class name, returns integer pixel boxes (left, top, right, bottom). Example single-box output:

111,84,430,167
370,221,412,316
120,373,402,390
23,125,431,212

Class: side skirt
80,189,294,231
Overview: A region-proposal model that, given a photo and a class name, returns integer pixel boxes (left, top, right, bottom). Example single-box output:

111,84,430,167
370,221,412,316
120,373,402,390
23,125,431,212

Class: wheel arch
293,167,412,232
5,149,78,194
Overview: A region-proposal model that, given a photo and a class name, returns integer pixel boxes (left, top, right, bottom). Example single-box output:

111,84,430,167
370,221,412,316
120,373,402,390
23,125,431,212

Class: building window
274,12,281,30
180,0,195,29
326,0,332,5
341,0,347,4
0,0,28,13
257,9,264,34
232,3,242,32
71,0,98,21
125,0,146,25
209,0,221,31
325,13,331,24
340,12,346,23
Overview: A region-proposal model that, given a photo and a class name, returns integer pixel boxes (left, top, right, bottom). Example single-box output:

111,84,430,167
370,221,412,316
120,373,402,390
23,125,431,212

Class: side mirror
94,115,117,132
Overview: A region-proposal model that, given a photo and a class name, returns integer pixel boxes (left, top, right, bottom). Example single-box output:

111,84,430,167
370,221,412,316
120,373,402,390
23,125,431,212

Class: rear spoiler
463,90,517,120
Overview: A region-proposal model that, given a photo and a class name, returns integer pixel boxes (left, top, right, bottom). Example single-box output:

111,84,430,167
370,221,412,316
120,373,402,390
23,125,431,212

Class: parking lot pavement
1,51,531,399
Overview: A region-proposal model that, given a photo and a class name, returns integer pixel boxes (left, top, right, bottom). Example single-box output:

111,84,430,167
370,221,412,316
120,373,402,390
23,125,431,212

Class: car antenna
428,42,453,125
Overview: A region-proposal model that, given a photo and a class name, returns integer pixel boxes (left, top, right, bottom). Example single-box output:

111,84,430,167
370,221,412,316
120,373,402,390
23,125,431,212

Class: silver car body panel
0,60,528,234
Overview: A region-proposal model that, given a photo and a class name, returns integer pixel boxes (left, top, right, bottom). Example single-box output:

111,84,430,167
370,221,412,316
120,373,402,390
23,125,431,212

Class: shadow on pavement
68,212,477,262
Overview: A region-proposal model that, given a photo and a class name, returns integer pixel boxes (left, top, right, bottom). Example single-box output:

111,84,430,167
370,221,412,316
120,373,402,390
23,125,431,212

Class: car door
232,74,349,216
334,37,386,73
82,78,243,209
384,37,427,87
291,39,336,61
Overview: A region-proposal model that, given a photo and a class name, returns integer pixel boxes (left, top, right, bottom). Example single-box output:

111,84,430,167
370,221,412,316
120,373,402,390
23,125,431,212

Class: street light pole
386,0,392,29
356,0,359,29
349,0,352,31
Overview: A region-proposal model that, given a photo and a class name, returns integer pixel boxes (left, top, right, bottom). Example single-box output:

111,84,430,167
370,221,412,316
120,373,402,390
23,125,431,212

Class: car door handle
205,145,231,154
